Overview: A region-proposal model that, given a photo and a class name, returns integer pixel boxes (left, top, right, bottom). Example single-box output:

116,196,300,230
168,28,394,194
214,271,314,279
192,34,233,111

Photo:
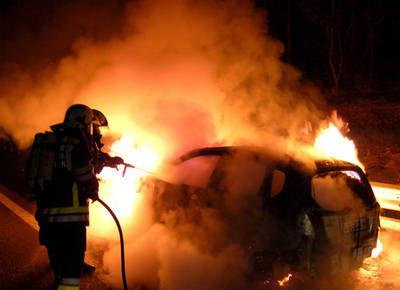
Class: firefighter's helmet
64,104,108,128
64,104,96,128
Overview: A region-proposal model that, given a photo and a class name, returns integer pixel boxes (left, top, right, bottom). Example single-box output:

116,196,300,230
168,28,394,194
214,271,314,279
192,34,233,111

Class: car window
168,155,221,188
270,169,286,197
213,152,268,196
311,171,365,211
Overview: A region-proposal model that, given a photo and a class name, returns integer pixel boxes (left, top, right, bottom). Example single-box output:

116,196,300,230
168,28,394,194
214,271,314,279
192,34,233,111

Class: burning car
141,146,380,286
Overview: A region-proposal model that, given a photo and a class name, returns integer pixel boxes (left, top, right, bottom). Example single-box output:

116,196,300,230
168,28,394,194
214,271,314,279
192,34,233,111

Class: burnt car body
142,146,380,284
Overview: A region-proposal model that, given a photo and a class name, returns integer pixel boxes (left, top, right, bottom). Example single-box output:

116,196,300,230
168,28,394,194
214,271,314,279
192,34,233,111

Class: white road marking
0,190,39,231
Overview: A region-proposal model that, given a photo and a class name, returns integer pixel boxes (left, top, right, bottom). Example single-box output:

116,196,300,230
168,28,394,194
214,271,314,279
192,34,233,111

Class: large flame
88,134,158,237
314,122,363,169
314,118,381,258
98,135,157,215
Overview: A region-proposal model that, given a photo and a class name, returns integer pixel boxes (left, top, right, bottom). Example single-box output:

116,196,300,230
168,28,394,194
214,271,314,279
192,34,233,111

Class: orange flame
314,116,382,258
88,135,158,237
314,122,363,169
99,135,157,214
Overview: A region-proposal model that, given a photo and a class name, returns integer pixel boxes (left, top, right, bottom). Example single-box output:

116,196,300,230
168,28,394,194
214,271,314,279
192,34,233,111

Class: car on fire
141,146,380,285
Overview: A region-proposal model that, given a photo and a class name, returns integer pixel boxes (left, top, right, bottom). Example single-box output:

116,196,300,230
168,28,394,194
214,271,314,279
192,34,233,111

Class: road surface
1,182,400,290
0,184,113,290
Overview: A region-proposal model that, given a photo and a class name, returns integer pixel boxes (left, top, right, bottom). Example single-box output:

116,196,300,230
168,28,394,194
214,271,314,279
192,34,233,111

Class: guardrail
371,181,400,219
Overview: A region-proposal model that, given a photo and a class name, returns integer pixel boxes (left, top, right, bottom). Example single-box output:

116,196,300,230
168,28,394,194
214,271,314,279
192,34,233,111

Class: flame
314,117,382,259
372,238,383,258
314,122,363,169
98,135,157,215
277,273,292,287
88,134,158,237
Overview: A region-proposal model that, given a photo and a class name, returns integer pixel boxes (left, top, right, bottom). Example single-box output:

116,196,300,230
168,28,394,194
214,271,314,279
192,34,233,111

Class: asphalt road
0,201,53,289
348,224,400,290
1,183,400,290
0,185,113,290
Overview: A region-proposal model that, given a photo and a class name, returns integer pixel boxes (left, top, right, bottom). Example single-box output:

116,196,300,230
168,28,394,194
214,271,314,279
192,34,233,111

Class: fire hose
95,162,157,290
97,198,128,290
121,162,161,178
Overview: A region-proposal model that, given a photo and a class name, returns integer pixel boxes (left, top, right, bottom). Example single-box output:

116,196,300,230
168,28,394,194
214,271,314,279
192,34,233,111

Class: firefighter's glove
89,190,99,202
109,156,124,168
76,173,99,201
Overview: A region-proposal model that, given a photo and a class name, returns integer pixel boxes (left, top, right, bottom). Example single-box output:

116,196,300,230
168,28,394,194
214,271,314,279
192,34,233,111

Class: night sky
0,3,400,288
1,0,399,99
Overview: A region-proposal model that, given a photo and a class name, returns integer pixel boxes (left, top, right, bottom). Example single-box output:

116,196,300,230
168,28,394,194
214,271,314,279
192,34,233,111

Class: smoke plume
0,0,331,289
0,0,325,152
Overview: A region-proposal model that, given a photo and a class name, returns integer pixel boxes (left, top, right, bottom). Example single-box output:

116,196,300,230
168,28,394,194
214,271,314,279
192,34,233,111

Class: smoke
311,173,365,212
0,0,332,289
0,0,325,152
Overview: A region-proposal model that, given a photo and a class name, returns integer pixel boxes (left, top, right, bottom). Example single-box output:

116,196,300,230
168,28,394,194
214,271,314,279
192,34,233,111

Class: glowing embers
277,273,293,286
315,122,363,169
262,273,293,287
371,239,382,258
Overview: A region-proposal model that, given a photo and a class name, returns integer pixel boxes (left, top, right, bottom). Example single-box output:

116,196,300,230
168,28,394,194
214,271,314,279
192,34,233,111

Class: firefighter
27,104,118,289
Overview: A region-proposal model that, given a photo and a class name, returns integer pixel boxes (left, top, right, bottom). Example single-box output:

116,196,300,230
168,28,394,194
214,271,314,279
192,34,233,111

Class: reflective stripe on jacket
38,182,89,223
57,277,80,290
36,125,98,225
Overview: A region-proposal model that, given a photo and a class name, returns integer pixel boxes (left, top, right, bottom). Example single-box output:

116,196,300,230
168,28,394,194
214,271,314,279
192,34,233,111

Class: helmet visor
92,109,108,127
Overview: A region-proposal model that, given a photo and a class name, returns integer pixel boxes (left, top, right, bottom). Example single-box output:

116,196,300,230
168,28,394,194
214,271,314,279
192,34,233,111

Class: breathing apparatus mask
92,109,108,150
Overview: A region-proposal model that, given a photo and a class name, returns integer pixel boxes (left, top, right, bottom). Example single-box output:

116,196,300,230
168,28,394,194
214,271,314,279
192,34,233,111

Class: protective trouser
39,222,86,289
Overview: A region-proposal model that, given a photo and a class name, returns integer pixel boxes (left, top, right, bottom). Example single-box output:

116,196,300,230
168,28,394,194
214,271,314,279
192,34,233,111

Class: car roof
169,146,377,207
174,146,361,172
174,146,288,164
